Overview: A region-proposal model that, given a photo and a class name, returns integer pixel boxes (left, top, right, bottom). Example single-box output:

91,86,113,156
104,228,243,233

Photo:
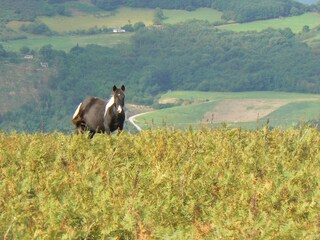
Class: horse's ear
121,85,125,92
113,85,117,92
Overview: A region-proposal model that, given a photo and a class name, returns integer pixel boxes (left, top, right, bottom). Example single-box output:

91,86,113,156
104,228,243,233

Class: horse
72,85,125,138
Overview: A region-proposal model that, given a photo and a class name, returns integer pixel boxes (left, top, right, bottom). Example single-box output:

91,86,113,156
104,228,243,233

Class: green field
219,13,320,33
163,8,223,24
3,6,320,52
2,33,133,52
1,129,319,238
135,91,320,130
2,7,224,52
260,101,320,126
63,0,103,15
160,90,320,101
39,7,223,32
39,7,156,32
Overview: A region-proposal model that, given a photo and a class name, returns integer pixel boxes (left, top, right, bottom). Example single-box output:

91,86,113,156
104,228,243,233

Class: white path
128,111,153,132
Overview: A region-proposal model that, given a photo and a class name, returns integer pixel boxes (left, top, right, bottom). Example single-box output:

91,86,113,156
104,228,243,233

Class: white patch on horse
117,105,122,113
104,96,115,117
72,103,82,119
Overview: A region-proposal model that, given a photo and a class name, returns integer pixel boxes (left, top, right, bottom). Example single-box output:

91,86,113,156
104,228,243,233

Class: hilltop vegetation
1,129,319,238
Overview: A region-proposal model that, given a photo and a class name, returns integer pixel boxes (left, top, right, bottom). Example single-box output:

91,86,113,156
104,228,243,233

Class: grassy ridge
0,129,319,239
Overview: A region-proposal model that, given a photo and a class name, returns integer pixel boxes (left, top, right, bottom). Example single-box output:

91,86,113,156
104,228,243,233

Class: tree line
211,0,308,22
1,21,320,132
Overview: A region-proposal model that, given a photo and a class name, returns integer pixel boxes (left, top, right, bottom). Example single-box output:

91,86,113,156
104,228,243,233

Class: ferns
0,129,319,239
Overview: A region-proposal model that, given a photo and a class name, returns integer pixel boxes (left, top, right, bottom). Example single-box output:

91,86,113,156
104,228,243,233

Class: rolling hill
1,2,320,132
132,91,320,130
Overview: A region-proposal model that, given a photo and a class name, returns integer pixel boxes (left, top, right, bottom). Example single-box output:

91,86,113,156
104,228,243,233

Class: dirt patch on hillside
159,98,177,104
203,99,318,123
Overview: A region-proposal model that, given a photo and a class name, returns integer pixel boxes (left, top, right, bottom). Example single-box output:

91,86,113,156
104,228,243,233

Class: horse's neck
104,96,115,117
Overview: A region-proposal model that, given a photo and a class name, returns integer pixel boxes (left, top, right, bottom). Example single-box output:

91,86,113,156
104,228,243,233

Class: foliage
0,128,319,238
126,23,320,94
19,21,54,36
2,20,320,132
0,0,71,22
0,44,8,58
211,0,307,22
91,0,212,11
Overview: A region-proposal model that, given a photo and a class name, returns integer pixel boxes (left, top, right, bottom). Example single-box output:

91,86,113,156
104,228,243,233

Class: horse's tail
72,102,82,126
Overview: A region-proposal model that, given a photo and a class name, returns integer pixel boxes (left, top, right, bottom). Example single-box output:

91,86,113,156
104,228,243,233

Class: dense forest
1,20,320,132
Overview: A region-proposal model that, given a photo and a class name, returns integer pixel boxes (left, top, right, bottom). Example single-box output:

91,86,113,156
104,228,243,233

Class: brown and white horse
72,85,125,138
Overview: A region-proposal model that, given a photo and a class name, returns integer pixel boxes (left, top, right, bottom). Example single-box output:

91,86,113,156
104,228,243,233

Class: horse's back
72,97,107,132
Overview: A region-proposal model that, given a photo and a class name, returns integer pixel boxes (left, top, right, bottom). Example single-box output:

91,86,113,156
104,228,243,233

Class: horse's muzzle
117,105,123,113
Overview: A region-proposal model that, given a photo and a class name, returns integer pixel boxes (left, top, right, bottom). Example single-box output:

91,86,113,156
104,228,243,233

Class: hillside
1,21,320,132
1,1,320,132
0,61,51,114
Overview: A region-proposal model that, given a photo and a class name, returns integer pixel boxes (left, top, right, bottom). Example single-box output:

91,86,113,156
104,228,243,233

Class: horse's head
112,85,125,113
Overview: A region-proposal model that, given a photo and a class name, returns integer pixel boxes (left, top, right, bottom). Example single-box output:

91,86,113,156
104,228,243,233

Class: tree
39,44,54,61
302,25,310,33
153,8,165,25
20,46,30,55
133,22,146,31
0,44,7,57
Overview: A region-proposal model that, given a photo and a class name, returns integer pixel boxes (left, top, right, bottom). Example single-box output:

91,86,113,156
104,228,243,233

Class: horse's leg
117,120,124,135
75,122,85,135
116,129,121,136
89,131,95,139
105,128,111,135
75,128,82,134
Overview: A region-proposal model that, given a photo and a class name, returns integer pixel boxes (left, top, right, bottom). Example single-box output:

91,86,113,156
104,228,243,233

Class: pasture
0,129,319,239
162,8,223,24
2,33,133,52
3,6,223,52
219,13,320,33
3,5,320,52
133,91,320,130
39,7,156,32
